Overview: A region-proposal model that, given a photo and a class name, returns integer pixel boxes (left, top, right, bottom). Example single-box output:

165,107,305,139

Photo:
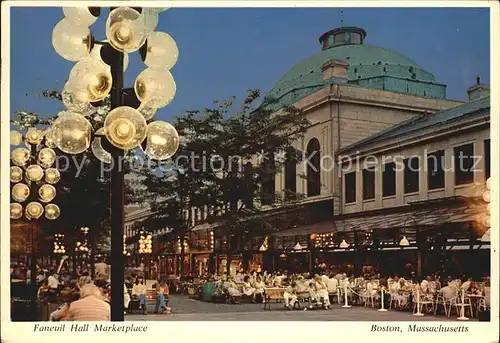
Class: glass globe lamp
10,166,23,183
52,111,92,154
11,147,31,167
105,7,147,53
104,106,147,149
26,127,44,145
52,18,92,62
38,148,57,168
90,41,129,71
486,177,491,190
45,168,61,184
142,31,178,70
91,134,112,164
483,190,491,203
144,121,180,160
25,165,44,182
44,129,58,149
39,184,57,203
10,203,23,220
62,80,92,113
69,57,113,102
26,202,44,220
142,8,159,32
63,7,99,26
11,130,23,146
134,67,176,108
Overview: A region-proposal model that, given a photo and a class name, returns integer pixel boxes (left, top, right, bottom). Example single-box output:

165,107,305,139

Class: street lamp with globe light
49,6,180,321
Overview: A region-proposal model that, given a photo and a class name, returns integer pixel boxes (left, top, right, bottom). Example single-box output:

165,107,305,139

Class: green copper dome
265,27,446,110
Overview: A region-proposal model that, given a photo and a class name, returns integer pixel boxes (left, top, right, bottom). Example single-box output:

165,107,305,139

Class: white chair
453,296,473,317
434,294,455,317
412,291,434,314
389,292,400,310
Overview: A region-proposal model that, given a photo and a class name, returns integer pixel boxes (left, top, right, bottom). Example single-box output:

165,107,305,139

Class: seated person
154,280,170,314
307,282,318,309
314,275,330,308
284,281,298,310
131,276,148,312
50,289,80,321
242,276,256,302
254,276,266,302
223,278,242,297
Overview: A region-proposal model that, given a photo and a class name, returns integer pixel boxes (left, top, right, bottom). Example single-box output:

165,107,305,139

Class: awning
273,220,336,237
333,199,487,233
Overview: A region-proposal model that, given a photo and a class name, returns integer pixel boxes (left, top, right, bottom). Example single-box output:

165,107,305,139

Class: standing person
132,276,148,313
66,284,110,321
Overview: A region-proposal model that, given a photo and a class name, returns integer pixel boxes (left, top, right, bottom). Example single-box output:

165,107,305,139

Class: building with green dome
265,26,447,112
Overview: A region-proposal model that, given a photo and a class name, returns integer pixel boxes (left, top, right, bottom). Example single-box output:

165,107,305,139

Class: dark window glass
404,157,420,194
382,162,396,196
345,172,356,204
454,143,475,185
284,147,297,200
362,168,375,200
484,139,490,179
306,139,321,197
260,153,275,205
427,150,445,190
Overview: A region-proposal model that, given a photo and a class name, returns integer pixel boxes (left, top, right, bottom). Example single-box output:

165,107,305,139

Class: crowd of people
209,268,491,313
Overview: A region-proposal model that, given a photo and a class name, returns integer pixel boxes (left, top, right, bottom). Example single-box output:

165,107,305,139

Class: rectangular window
404,157,420,194
344,172,356,204
427,150,445,190
454,143,475,185
382,162,396,196
484,139,490,179
362,168,375,200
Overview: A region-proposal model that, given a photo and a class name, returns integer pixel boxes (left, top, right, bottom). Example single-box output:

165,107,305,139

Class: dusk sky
10,6,490,123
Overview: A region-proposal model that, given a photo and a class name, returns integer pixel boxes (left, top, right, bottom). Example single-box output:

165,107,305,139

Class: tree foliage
138,89,311,275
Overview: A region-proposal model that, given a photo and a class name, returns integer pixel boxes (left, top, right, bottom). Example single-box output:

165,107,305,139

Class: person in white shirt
47,272,59,289
242,276,256,302
314,275,330,308
438,285,456,299
326,274,339,304
131,276,148,313
284,282,298,310
254,276,266,302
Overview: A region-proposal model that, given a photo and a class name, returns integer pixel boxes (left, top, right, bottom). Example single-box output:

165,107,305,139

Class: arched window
306,138,321,197
284,147,297,200
260,153,275,206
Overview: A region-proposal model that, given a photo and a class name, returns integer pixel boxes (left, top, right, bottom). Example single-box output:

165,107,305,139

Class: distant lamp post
53,234,66,254
10,127,61,320
123,234,131,256
481,177,491,241
49,6,180,321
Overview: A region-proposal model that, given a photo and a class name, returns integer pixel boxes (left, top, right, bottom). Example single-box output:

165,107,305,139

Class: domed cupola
319,26,367,50
264,26,448,111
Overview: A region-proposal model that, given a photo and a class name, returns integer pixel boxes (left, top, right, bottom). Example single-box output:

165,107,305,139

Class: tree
140,89,310,276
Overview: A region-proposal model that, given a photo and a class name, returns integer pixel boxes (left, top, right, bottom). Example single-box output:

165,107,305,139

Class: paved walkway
126,295,470,321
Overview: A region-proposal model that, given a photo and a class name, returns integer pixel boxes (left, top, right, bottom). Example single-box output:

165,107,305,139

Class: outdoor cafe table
467,294,484,318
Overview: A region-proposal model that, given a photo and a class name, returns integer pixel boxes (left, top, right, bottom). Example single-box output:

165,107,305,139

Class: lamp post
49,7,180,321
10,128,61,320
